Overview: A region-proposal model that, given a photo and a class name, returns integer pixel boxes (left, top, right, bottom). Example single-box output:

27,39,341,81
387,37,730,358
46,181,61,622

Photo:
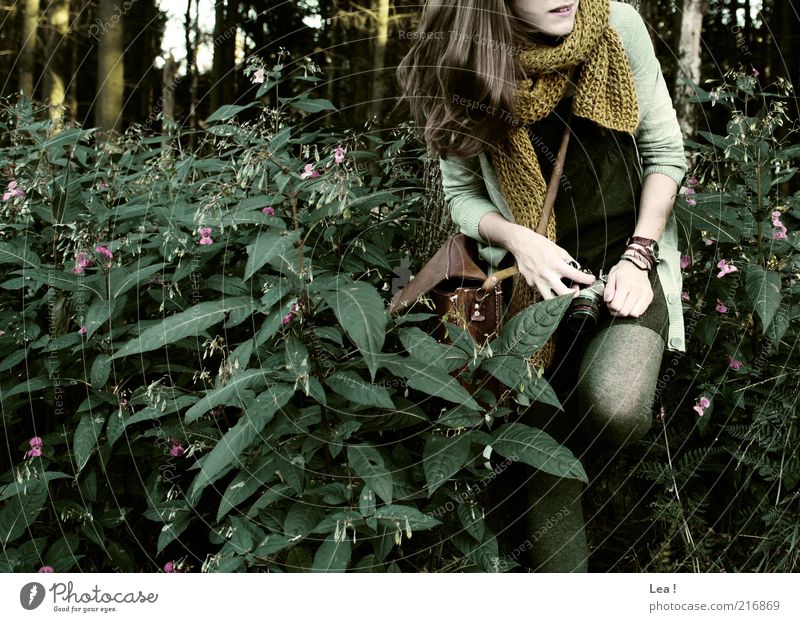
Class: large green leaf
311,535,352,572
186,384,294,504
243,229,300,281
74,414,105,475
374,504,442,531
205,102,258,122
347,445,393,504
0,480,48,546
491,422,587,483
284,504,326,538
281,96,338,114
743,265,782,330
108,263,167,298
319,277,386,381
381,354,480,411
496,295,572,357
423,433,472,496
0,240,41,269
109,296,253,359
400,326,468,373
481,355,562,409
184,369,265,424
324,371,394,409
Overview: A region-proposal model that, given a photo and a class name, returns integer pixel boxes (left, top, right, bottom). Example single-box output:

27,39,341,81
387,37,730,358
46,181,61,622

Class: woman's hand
507,226,596,300
603,260,653,317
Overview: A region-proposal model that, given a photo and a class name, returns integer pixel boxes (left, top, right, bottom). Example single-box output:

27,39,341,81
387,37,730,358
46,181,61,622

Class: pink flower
680,291,690,302
727,355,743,370
252,68,265,84
261,206,275,215
163,561,176,573
78,326,87,335
29,436,43,448
771,211,788,239
687,198,697,207
26,447,42,458
693,396,710,417
281,313,293,325
300,163,319,180
198,227,213,245
38,565,54,573
704,237,717,246
334,146,346,163
686,177,698,187
753,67,760,77
72,251,93,274
680,255,691,269
716,259,738,278
95,245,113,260
2,180,25,201
684,187,696,195
170,439,185,458
716,300,728,313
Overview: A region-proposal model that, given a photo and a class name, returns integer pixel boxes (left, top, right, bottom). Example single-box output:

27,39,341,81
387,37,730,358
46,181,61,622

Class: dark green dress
510,93,670,344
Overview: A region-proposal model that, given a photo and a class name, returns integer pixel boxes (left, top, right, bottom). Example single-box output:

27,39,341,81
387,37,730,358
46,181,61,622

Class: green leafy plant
0,59,578,573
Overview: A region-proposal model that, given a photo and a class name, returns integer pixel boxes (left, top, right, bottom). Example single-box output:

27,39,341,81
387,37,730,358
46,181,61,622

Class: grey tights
520,322,666,572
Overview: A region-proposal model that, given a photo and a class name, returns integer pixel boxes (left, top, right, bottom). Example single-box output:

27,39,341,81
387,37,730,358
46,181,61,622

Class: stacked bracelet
621,249,652,270
620,241,657,271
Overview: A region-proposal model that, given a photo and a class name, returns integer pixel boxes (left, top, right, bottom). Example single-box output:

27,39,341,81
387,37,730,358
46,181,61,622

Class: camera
563,262,608,333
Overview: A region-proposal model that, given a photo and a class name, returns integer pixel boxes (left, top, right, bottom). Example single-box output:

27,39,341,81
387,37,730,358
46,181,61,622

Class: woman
397,0,687,571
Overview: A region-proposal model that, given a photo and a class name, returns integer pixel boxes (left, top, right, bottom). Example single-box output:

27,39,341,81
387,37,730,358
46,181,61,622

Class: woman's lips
550,3,575,17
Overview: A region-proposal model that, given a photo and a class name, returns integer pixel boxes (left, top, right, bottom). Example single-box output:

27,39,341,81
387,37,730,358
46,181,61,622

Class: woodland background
0,1,798,573
1,1,797,138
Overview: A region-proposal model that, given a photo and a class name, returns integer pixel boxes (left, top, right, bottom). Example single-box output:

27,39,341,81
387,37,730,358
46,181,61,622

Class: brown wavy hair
395,0,551,159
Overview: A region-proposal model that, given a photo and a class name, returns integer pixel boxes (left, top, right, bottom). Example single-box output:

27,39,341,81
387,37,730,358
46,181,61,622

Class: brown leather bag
390,115,573,352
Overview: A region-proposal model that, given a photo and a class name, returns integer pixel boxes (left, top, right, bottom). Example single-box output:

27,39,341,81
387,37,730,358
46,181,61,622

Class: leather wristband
625,236,660,264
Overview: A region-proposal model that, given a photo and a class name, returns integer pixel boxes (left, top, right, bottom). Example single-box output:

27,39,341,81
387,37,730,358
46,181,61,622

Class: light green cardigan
439,1,688,352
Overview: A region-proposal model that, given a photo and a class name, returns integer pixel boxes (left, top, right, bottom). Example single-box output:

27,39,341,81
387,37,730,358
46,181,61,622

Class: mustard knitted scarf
492,0,640,371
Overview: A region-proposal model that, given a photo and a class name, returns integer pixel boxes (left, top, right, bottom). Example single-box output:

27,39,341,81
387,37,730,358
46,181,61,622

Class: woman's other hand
603,260,653,317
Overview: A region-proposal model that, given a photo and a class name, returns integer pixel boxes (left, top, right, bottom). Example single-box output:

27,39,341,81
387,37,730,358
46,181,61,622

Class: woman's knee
576,375,654,447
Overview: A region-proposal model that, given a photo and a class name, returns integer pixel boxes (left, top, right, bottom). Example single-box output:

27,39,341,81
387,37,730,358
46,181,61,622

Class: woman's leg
521,326,591,572
521,322,665,571
576,323,666,461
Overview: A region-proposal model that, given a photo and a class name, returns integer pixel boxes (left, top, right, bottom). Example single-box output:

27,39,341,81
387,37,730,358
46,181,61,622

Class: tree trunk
162,53,177,127
674,0,708,139
211,0,239,113
184,0,198,142
370,0,390,121
96,0,124,134
19,0,41,99
325,0,339,105
43,0,69,129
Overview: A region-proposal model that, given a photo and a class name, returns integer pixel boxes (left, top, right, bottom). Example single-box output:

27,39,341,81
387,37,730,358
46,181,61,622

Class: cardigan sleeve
613,2,688,187
438,153,500,242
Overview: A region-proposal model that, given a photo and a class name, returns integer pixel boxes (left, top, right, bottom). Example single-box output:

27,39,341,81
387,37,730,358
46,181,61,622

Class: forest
0,1,798,574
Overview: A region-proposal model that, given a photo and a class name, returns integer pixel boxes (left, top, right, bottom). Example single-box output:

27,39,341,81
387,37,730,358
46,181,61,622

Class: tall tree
95,0,124,133
674,0,708,138
211,0,239,113
43,0,70,129
19,0,41,99
370,0,390,121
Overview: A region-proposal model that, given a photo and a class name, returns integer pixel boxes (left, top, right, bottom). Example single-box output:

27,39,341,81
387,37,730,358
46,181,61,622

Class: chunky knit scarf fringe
492,0,640,372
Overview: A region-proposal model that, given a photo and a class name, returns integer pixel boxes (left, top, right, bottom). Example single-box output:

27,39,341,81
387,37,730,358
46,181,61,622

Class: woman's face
508,1,580,37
